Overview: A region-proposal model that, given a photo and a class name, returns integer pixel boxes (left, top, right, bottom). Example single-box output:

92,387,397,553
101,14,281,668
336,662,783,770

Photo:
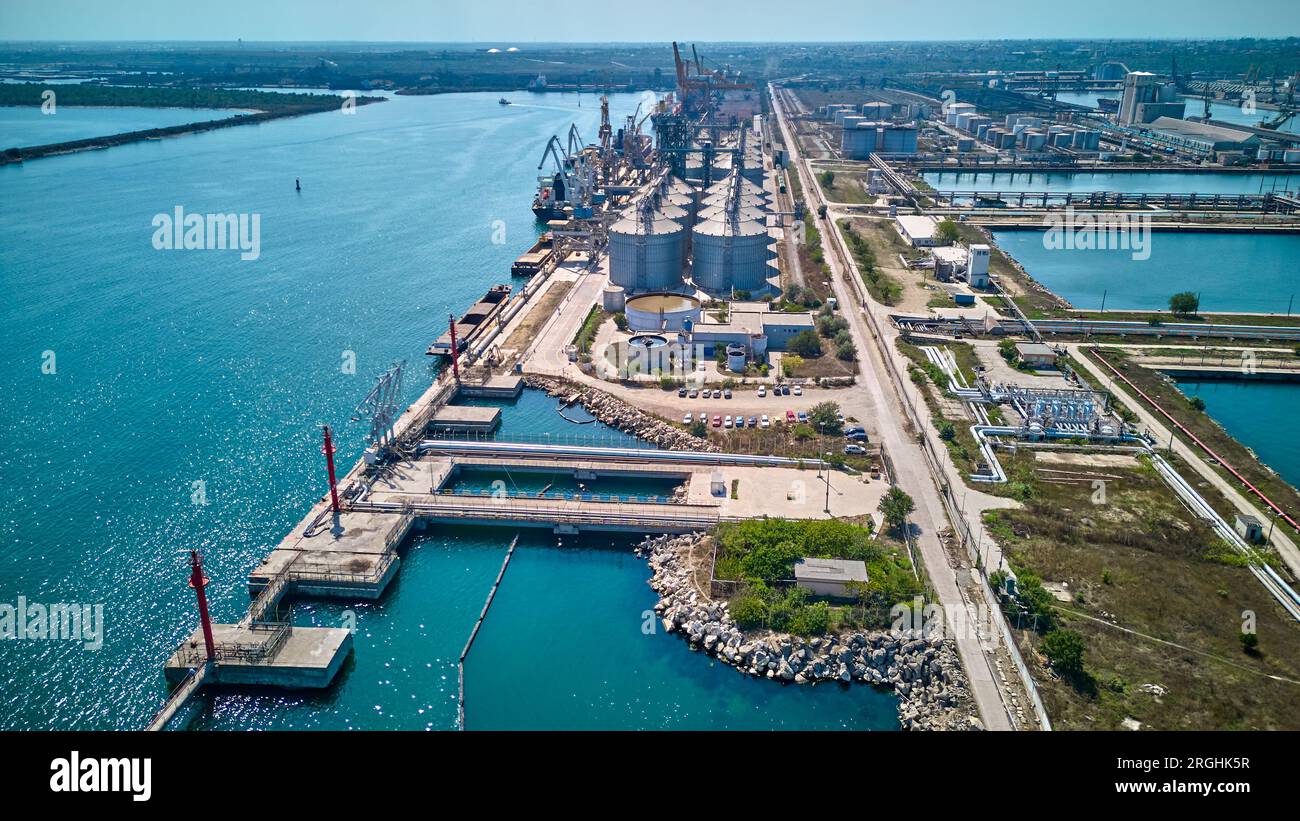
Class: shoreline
637,533,982,731
0,97,384,165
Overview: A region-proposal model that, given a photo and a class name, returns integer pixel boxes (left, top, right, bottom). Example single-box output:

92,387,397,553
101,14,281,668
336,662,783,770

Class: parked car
785,410,796,423
757,386,767,397
683,413,693,425
844,443,867,455
678,387,687,397
846,431,869,442
792,385,803,396
688,389,698,399
723,388,732,399
781,385,791,396
747,416,758,428
723,415,733,429
844,426,866,436
713,389,722,399
712,415,722,427
797,411,809,423
760,414,770,429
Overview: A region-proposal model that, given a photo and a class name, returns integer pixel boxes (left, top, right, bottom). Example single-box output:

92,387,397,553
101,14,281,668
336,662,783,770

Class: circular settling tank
625,292,702,332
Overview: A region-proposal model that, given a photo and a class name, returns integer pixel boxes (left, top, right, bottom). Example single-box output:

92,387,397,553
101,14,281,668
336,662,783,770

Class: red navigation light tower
188,550,216,663
447,313,461,383
321,424,341,513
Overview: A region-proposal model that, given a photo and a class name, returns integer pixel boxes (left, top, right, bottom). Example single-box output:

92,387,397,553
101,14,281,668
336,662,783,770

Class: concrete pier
430,405,502,432
164,624,352,689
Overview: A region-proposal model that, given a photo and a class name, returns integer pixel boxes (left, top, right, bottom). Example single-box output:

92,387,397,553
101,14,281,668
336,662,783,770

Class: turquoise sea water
0,105,252,149
1174,380,1300,491
0,91,898,730
989,230,1300,314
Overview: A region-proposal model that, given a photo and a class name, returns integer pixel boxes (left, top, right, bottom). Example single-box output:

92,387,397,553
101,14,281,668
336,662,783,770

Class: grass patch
986,453,1300,730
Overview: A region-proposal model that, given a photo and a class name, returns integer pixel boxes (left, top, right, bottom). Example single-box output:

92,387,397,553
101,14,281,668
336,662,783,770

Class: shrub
788,330,823,358
730,590,768,628
1042,629,1086,676
790,601,830,636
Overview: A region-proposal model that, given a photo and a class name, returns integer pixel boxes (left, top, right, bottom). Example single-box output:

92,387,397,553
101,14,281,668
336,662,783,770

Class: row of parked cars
677,384,804,399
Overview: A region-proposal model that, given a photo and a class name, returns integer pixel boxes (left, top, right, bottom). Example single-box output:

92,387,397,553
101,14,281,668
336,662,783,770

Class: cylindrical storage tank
1023,131,1047,151
750,334,768,358
624,292,702,333
696,202,767,224
608,212,686,293
880,125,917,154
602,285,626,312
1053,131,1074,148
692,216,771,293
701,191,768,215
653,201,689,228
956,137,975,152
726,344,748,373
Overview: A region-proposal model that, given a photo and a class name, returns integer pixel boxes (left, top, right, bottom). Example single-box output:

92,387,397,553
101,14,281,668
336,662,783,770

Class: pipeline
1091,349,1300,535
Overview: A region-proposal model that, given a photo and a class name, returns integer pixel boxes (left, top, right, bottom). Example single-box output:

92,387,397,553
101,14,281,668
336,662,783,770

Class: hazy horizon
3,0,1298,43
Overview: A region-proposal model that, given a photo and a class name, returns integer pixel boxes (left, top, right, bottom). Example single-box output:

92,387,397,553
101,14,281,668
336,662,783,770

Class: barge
426,284,512,356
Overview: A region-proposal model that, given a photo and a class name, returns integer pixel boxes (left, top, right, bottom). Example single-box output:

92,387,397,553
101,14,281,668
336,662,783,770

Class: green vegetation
781,354,804,377
808,401,842,434
986,450,1300,729
838,219,902,306
1169,291,1201,317
788,329,823,358
714,518,922,633
572,306,609,355
877,487,915,536
935,219,960,245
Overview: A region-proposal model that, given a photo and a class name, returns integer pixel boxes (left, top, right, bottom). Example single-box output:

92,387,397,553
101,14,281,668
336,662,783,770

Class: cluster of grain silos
691,174,774,294
608,194,688,294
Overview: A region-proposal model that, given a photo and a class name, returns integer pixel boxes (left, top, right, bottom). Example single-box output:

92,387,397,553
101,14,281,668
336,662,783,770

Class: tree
782,354,804,377
1169,291,1200,316
788,330,823,358
836,340,857,361
819,170,836,187
1189,396,1206,412
1042,629,1086,676
808,401,842,433
1240,630,1260,655
878,487,915,535
935,219,960,245
689,419,708,438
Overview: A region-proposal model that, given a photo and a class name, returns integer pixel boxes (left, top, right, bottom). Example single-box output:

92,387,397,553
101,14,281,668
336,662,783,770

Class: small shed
1014,342,1059,368
794,558,869,599
1235,514,1265,544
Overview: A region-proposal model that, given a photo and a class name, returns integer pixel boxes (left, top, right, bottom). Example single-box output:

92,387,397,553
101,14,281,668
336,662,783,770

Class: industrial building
688,304,814,357
895,215,944,247
794,558,869,599
1118,71,1186,125
1145,117,1262,157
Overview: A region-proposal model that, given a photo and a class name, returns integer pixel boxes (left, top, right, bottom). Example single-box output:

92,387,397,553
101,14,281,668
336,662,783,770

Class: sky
2,0,1298,42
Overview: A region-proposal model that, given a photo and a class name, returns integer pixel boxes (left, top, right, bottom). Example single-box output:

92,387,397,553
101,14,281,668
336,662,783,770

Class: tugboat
498,97,511,106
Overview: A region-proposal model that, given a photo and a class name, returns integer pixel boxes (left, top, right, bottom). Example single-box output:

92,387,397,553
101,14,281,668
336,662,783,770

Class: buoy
295,178,301,191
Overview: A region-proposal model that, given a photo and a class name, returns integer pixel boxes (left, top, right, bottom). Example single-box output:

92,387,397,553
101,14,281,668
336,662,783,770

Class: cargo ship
426,284,512,356
510,233,554,277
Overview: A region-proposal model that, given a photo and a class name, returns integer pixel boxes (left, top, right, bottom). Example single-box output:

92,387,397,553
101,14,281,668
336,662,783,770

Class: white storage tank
609,210,687,293
624,292,702,333
726,344,748,373
602,285,626,312
692,215,772,293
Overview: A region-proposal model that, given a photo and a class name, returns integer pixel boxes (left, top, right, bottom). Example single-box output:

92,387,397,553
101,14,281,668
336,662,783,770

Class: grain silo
691,215,771,293
609,202,686,293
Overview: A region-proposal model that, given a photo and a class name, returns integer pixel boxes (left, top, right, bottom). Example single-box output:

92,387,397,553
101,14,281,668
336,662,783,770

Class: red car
712,415,723,428
785,410,796,423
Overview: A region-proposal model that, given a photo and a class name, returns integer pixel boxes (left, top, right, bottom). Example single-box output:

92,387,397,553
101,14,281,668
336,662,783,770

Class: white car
760,414,770,429
683,412,693,425
723,415,733,429
792,385,803,396
757,386,767,397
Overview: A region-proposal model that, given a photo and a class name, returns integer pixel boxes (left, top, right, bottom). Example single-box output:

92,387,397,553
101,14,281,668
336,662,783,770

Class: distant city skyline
3,0,1299,42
